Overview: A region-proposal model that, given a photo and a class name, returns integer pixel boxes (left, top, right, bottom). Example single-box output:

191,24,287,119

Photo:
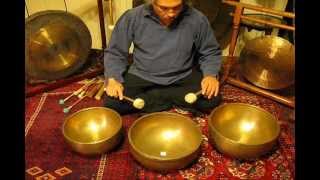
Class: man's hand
105,78,124,100
201,75,219,99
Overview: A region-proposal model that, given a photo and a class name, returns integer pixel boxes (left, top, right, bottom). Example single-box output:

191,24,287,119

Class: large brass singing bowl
239,36,295,90
128,112,202,172
62,107,122,156
208,103,280,159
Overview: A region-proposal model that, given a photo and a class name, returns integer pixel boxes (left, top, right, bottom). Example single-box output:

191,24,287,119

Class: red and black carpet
25,81,294,180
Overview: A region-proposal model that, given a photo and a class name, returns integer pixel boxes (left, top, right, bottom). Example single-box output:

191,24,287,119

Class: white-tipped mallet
184,90,202,104
123,96,145,109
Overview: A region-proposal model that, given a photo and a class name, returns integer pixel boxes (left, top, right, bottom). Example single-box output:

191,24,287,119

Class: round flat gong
25,10,92,80
239,36,295,90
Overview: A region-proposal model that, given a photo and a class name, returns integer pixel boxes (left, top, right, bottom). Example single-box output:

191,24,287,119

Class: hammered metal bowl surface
208,103,280,159
62,107,122,156
128,112,202,171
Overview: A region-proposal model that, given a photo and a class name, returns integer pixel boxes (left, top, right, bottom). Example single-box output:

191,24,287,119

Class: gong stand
221,0,295,108
97,0,107,49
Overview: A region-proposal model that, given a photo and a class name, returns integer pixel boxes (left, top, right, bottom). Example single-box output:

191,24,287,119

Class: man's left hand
201,75,219,99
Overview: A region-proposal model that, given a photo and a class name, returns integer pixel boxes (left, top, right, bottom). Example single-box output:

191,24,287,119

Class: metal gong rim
25,10,92,80
239,35,295,90
132,0,233,49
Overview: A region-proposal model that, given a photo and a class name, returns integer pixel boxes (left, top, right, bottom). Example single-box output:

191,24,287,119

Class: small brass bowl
62,107,122,156
128,112,202,172
208,103,280,159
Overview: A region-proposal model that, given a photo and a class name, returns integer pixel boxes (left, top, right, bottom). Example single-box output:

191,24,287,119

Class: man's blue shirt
104,4,222,85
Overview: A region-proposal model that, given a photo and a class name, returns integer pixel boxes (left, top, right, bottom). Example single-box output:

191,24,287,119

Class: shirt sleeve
104,10,134,83
195,16,222,77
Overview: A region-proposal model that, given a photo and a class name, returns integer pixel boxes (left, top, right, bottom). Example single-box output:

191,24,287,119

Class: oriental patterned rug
25,81,294,180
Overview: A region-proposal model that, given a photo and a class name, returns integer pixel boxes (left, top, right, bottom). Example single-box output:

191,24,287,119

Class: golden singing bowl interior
62,107,122,155
128,112,202,171
239,35,295,90
208,103,280,159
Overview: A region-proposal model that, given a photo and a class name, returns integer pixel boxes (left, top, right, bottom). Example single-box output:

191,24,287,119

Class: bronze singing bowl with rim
62,107,123,156
239,35,295,90
128,112,202,172
208,103,280,159
25,10,92,81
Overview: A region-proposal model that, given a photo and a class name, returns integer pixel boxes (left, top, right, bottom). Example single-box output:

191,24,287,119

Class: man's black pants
104,69,222,115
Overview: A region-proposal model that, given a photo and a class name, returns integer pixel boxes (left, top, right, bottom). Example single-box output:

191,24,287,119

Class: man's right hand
105,78,124,100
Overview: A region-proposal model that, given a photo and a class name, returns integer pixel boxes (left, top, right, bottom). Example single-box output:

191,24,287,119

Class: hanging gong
239,36,295,90
25,10,92,81
132,0,233,49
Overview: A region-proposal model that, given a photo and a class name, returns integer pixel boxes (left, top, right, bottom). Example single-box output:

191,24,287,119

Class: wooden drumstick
77,78,103,99
77,89,87,99
184,90,202,104
63,96,85,113
87,83,103,98
77,80,98,98
59,78,96,105
63,83,102,113
94,83,106,100
123,96,134,102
